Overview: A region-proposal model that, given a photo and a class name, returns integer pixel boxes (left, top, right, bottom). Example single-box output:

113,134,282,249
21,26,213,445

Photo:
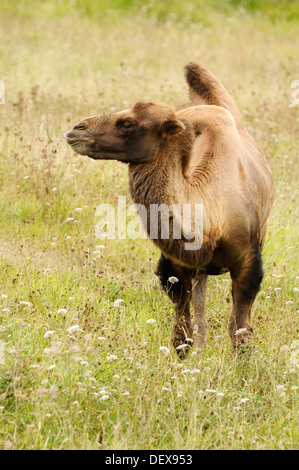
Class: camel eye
116,117,138,128
116,117,138,136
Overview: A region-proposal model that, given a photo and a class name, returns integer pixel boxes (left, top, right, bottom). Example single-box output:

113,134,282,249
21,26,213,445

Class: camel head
64,102,185,163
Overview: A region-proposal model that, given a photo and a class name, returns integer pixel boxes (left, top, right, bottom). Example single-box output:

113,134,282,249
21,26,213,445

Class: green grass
3,0,299,22
0,0,298,450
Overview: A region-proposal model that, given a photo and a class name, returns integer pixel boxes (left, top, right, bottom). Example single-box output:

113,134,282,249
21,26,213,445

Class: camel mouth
64,132,95,146
68,140,83,146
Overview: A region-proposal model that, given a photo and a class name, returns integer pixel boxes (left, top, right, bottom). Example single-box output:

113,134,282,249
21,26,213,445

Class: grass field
0,0,298,450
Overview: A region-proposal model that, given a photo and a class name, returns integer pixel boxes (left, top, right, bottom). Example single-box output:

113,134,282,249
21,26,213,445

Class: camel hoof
172,324,193,359
233,327,254,352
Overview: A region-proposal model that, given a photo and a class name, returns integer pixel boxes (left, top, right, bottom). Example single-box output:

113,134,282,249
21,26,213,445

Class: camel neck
128,124,203,207
128,141,192,208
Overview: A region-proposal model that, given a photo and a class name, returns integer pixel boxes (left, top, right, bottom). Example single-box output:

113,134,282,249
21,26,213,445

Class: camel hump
184,62,245,132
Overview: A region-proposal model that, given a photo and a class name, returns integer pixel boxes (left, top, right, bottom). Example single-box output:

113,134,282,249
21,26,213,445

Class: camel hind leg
156,254,194,358
229,245,263,348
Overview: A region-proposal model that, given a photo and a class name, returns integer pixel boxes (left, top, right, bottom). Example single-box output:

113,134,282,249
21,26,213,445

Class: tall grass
0,0,298,450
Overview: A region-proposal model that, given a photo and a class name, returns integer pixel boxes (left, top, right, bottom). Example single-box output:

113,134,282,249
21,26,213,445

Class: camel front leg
156,254,193,358
191,271,208,352
172,301,193,358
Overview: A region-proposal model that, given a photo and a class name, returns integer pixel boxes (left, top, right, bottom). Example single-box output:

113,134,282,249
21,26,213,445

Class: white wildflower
159,346,170,355
190,369,201,375
176,344,188,350
235,328,247,336
168,276,179,284
74,207,83,212
122,391,130,396
57,308,67,314
107,354,118,362
146,319,156,324
66,217,75,222
275,384,287,391
44,330,55,338
19,301,31,306
112,299,124,307
96,245,105,249
162,387,171,392
1,295,7,299
99,395,110,401
286,300,294,305
239,398,250,404
67,324,80,334
185,337,193,343
48,365,56,370
205,389,218,393
98,336,106,341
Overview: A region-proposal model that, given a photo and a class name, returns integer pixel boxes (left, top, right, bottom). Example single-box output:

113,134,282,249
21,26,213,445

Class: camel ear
160,119,185,136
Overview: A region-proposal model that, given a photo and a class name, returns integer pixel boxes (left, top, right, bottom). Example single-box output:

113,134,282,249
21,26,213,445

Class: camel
65,62,275,357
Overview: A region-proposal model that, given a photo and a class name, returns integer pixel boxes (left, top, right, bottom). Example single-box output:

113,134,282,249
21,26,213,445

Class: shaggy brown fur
65,62,275,357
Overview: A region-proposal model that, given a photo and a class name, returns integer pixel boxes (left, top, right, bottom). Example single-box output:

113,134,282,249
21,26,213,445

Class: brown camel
65,62,274,357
